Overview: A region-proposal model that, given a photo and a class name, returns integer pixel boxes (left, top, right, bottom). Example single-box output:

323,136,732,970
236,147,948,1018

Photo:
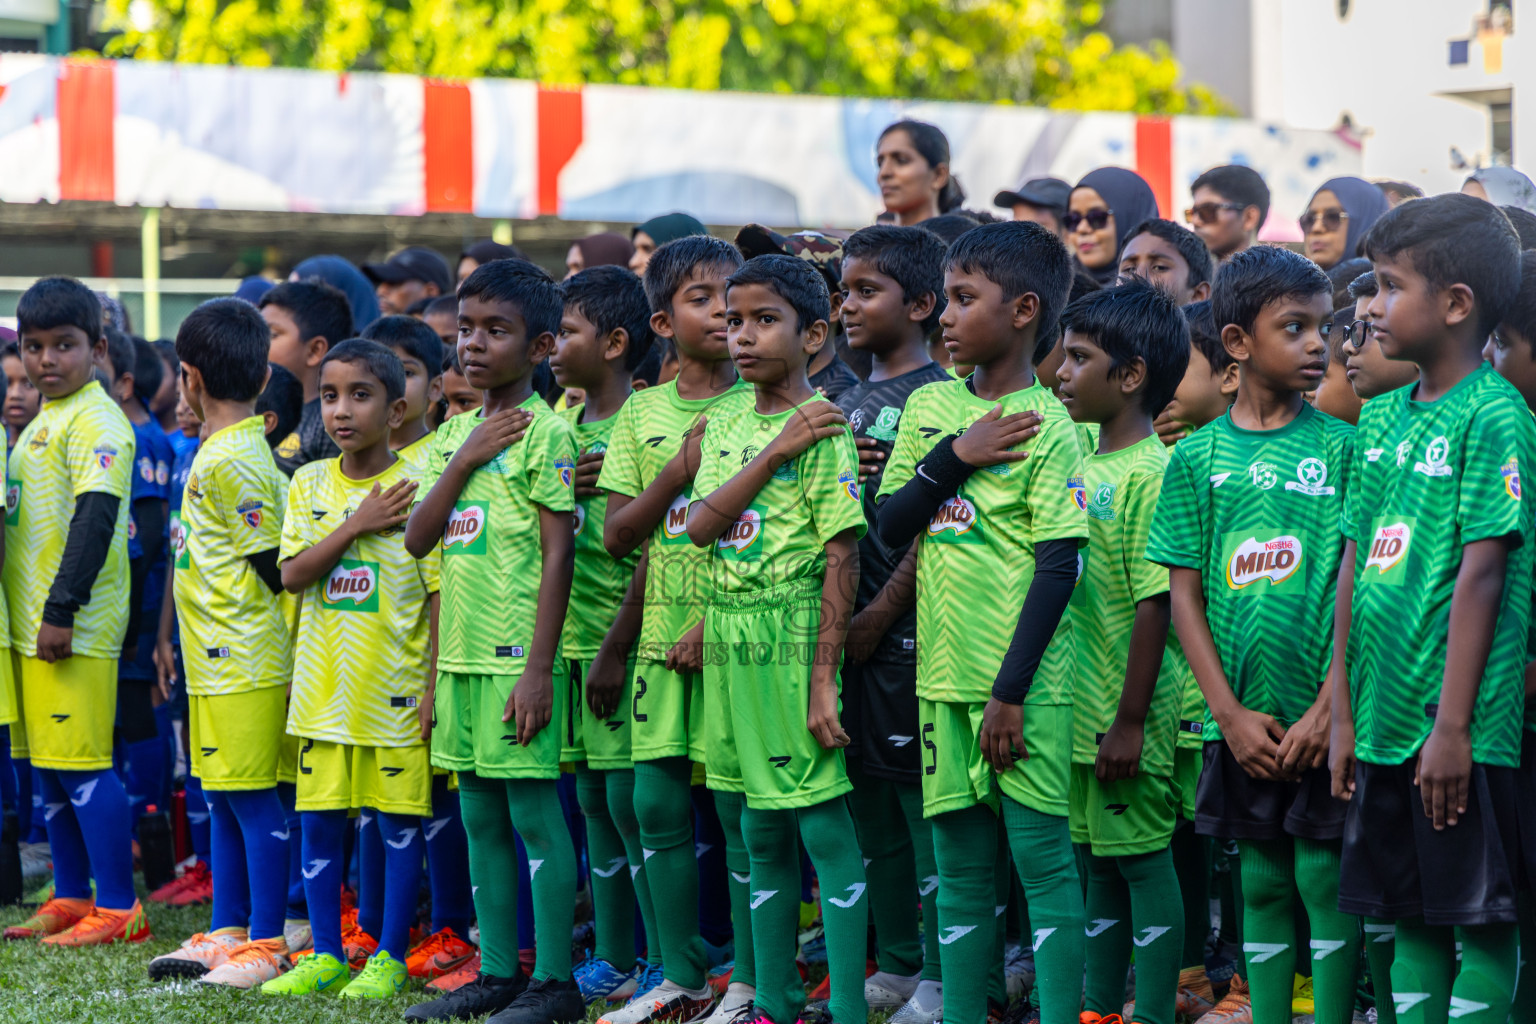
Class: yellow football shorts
190,687,286,790
19,654,115,771
294,738,432,816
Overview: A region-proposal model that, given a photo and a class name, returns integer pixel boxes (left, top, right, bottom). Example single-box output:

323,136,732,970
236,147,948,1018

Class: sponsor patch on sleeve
1502,457,1522,500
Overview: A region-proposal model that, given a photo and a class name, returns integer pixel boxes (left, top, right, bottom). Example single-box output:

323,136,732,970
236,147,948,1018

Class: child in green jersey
359,314,445,463
262,340,436,999
1147,246,1360,1024
1055,279,1192,1024
684,254,868,1024
834,225,954,1022
402,259,584,1024
1332,194,1536,1024
875,221,1085,1024
549,265,664,1004
595,236,755,1024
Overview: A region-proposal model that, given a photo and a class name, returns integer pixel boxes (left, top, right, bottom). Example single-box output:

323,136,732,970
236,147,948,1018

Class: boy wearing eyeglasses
1187,166,1271,262
1342,271,1418,403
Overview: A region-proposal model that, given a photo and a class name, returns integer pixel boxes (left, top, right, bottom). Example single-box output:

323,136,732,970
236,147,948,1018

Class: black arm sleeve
875,435,978,548
990,538,1081,704
246,547,284,595
43,492,121,629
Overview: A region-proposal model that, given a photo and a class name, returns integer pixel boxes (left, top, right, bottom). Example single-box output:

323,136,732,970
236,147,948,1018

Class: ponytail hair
880,119,966,213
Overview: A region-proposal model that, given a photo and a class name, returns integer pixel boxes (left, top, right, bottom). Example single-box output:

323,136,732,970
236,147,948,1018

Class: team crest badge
94,445,117,470
556,457,574,490
236,499,264,529
838,469,859,501
1068,475,1086,511
1503,458,1522,500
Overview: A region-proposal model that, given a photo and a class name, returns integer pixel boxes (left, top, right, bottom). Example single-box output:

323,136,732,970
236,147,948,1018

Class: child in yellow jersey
148,298,295,989
403,258,583,1024
258,340,439,1000
1,277,146,947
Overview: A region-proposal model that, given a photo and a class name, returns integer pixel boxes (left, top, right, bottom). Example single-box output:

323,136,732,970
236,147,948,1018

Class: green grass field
0,894,471,1024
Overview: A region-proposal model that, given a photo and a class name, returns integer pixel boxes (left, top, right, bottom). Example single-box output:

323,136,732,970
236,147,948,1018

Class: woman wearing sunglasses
1300,177,1389,271
1066,167,1159,285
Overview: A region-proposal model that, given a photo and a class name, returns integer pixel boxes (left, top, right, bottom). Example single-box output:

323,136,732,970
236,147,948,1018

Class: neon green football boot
340,950,408,999
260,951,350,995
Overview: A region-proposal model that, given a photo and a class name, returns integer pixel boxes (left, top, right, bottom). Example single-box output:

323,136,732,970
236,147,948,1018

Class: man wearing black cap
363,246,453,315
993,176,1072,240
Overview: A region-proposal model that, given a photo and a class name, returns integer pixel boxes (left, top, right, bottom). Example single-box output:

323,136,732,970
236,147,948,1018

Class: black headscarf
1073,167,1160,286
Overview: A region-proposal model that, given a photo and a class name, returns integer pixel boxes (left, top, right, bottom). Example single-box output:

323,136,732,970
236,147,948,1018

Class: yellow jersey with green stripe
281,455,440,747
176,416,292,695
4,381,134,658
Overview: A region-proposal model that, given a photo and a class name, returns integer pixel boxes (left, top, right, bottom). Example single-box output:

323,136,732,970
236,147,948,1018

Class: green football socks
1107,848,1185,1024
1363,918,1397,1024
1293,838,1359,1024
711,790,756,989
576,766,638,971
604,768,662,966
458,771,523,979
1001,796,1086,1024
742,799,868,1024
1082,851,1134,1016
1393,919,1516,1024
931,804,1003,1024
848,765,923,977
506,778,577,981
634,757,707,989
1236,838,1300,1024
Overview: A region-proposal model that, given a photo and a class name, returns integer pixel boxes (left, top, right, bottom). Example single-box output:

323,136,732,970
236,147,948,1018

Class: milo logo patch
661,493,691,543
927,495,982,544
444,502,488,554
717,507,763,561
1221,531,1303,594
323,559,381,613
1362,518,1414,586
171,512,188,569
4,479,19,527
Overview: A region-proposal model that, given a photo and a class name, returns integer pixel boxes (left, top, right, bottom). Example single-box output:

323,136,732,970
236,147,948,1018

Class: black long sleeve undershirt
990,538,1080,704
875,434,975,548
124,497,167,646
43,492,120,629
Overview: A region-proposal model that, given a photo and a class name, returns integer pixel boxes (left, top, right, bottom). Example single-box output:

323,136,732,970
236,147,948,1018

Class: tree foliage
101,0,1230,114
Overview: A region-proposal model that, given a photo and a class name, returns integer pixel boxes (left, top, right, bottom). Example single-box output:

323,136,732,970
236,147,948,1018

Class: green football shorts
706,576,852,810
1172,743,1202,821
431,670,563,780
918,698,1072,818
563,656,636,771
629,658,705,764
1068,762,1179,856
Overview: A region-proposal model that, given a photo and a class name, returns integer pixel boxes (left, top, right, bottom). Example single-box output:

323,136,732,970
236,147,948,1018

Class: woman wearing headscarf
1300,178,1389,271
1067,167,1160,286
1462,166,1536,216
630,213,708,276
289,255,381,334
876,120,966,225
565,233,638,279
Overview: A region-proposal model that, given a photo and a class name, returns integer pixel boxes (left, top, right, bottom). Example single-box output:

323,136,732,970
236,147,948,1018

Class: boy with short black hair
550,265,660,1004
1054,278,1191,1024
0,277,145,946
259,281,353,474
875,221,1086,1024
1188,166,1271,261
1343,272,1419,404
595,235,753,1024
2,341,40,448
360,314,445,462
1332,193,1536,1024
256,363,305,446
1118,218,1215,306
685,254,868,1024
1483,252,1536,407
149,297,295,987
1313,308,1363,426
1147,246,1360,1024
441,348,483,421
834,223,952,1020
1156,300,1238,446
402,259,584,1024
261,339,437,1000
